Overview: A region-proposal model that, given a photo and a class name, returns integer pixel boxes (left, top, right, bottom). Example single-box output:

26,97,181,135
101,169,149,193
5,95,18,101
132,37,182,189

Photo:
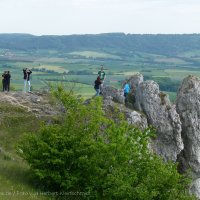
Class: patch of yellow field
154,58,187,64
69,51,121,59
36,57,66,63
33,65,68,73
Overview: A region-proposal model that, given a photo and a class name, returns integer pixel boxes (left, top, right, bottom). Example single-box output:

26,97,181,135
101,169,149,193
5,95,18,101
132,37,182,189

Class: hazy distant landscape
1,33,200,100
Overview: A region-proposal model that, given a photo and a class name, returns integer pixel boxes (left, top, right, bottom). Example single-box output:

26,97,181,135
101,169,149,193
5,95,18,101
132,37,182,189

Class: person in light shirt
23,68,32,93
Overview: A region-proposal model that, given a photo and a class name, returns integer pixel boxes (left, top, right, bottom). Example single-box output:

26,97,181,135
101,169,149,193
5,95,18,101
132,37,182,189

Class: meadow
1,48,200,102
0,103,49,200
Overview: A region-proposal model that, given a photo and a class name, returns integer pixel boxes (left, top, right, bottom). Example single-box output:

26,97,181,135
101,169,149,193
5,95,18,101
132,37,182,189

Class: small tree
18,87,195,200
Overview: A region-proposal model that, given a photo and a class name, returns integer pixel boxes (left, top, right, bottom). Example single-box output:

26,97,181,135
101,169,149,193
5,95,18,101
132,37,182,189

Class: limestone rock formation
176,75,200,198
129,74,183,162
0,92,61,118
129,73,144,90
102,86,125,104
102,73,183,162
103,96,148,130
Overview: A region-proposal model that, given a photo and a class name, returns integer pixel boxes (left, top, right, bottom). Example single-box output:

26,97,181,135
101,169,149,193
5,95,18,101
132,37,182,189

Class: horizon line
0,32,200,37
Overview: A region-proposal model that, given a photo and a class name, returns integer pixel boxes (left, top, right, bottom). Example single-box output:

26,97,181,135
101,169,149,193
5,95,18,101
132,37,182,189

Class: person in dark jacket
94,76,102,96
98,66,106,94
2,71,11,92
5,71,11,91
2,71,6,92
23,68,32,93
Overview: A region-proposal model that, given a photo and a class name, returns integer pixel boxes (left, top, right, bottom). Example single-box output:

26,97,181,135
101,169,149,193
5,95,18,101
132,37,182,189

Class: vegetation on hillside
1,33,200,56
18,87,196,200
0,103,49,200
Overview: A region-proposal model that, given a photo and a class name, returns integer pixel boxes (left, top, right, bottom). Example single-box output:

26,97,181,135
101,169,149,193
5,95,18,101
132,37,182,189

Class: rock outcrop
102,86,125,104
102,73,200,198
102,73,183,162
103,96,148,130
176,75,200,198
131,74,183,162
0,91,61,118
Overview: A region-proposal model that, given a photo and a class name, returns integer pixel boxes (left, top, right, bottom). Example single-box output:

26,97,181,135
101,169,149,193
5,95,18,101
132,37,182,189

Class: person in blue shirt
123,81,130,102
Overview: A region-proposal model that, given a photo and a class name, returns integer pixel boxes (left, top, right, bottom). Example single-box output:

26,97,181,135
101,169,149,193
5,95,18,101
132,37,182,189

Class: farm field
0,48,200,101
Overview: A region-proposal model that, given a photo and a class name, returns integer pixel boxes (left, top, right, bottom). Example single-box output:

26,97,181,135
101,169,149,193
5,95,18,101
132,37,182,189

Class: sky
0,0,200,36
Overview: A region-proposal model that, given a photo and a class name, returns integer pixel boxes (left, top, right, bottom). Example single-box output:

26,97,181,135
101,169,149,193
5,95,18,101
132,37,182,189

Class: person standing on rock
5,71,11,92
94,76,102,96
2,71,6,92
123,80,130,103
23,68,32,93
2,71,11,92
98,66,106,94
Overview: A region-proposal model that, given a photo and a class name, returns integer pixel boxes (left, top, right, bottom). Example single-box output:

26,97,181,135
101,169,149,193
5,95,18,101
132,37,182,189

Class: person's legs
7,81,10,92
95,89,100,96
124,92,128,103
28,80,31,92
5,80,10,92
2,80,5,91
99,81,104,95
24,80,27,92
5,80,8,92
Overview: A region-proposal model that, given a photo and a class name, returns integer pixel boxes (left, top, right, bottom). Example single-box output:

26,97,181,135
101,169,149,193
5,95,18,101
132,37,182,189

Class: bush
18,87,195,200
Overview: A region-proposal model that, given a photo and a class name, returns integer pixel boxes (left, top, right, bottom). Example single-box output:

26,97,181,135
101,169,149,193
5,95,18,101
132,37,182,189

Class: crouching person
94,76,102,96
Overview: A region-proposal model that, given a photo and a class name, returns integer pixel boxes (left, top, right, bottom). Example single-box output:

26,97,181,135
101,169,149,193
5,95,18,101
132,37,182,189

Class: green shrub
18,87,195,200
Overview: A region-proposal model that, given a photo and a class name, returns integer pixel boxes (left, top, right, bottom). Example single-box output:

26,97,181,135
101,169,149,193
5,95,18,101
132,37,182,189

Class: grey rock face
103,96,148,130
0,92,61,118
132,76,183,161
191,179,200,198
176,75,200,198
102,73,183,162
102,86,125,104
129,73,144,90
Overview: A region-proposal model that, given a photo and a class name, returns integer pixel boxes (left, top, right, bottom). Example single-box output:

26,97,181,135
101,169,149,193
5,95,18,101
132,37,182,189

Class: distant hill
1,33,200,56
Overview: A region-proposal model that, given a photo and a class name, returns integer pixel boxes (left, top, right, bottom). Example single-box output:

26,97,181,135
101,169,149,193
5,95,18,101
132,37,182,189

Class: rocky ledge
102,73,200,199
0,91,61,119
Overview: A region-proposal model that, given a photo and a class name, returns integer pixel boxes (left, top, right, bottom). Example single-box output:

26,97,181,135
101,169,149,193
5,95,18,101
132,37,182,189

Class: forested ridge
1,33,200,55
